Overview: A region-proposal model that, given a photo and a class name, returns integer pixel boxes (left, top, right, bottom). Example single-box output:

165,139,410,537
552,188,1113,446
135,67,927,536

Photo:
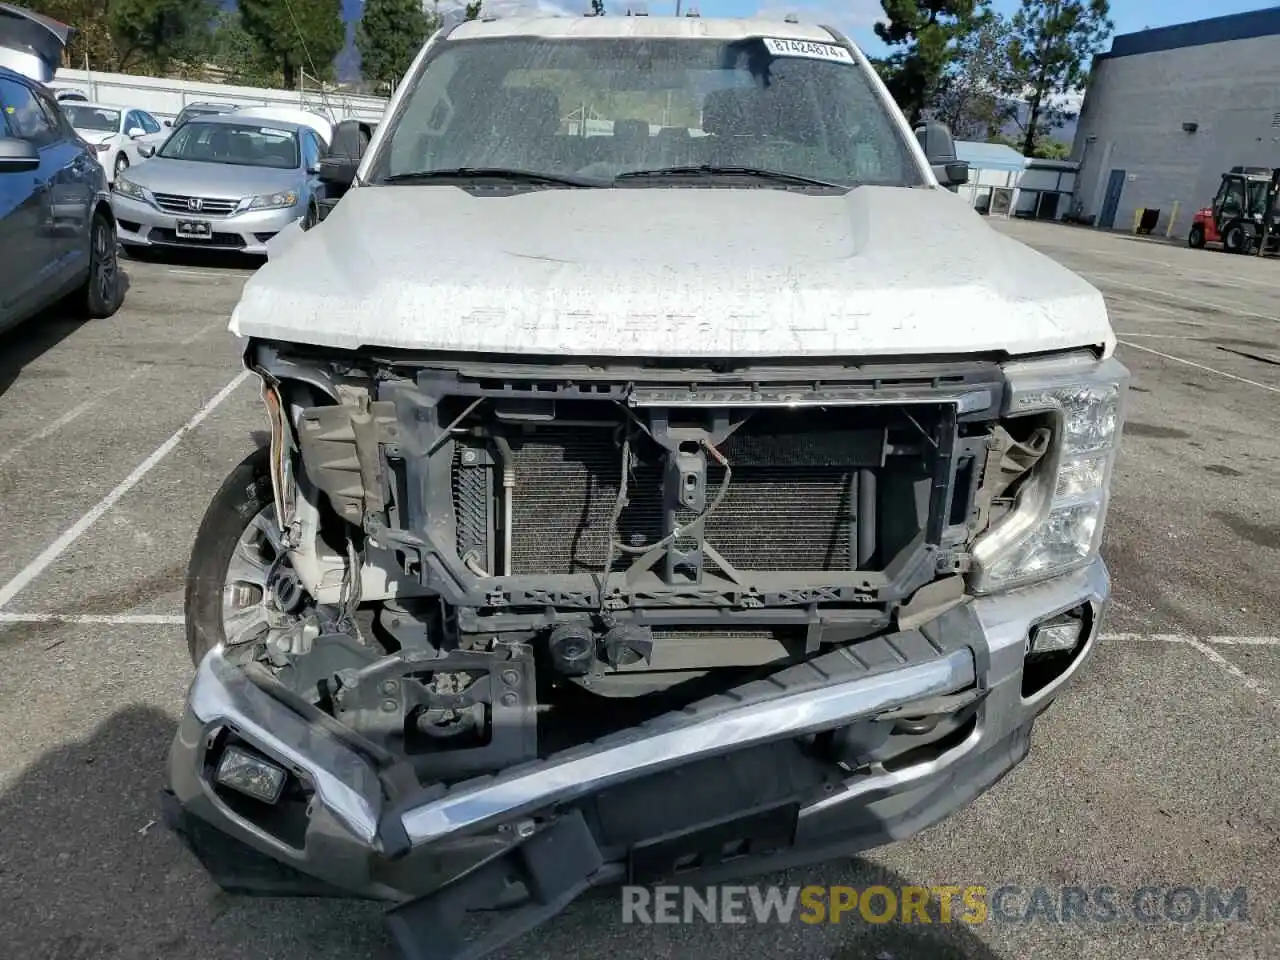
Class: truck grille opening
449,404,956,580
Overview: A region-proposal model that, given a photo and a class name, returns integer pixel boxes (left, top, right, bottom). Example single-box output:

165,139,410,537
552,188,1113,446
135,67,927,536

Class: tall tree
357,0,431,92
590,0,605,13
464,1,482,19
210,8,284,86
928,11,1018,140
874,0,986,126
239,0,345,89
108,0,216,74
23,0,214,74
1008,0,1112,157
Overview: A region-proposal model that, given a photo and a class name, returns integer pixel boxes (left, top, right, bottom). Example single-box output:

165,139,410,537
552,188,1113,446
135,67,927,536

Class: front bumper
165,560,1109,936
111,191,302,255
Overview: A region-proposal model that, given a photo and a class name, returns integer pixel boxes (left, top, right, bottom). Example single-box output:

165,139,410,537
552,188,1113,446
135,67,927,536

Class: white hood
230,184,1115,359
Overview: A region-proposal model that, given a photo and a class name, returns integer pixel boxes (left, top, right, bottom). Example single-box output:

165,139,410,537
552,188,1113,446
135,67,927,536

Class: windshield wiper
614,165,846,189
380,167,604,187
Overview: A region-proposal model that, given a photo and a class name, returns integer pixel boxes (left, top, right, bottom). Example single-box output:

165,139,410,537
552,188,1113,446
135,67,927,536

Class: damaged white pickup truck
163,15,1128,959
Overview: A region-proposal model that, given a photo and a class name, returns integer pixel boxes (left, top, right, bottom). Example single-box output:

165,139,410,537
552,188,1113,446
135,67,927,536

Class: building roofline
1099,5,1280,60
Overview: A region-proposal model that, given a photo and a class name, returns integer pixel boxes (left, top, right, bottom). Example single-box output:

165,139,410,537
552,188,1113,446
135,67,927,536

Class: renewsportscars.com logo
620,884,1250,926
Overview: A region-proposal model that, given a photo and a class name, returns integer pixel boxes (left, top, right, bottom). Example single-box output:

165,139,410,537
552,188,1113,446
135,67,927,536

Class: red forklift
1188,166,1280,256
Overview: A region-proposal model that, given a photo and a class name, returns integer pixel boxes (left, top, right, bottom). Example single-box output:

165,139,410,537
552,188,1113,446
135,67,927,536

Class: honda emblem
187,197,203,212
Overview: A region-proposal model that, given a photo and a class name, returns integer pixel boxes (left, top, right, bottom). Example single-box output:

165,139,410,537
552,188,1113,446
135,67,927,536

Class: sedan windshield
368,35,923,189
63,106,120,132
158,121,300,169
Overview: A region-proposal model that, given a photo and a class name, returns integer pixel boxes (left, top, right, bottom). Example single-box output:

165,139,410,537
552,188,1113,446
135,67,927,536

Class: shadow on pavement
0,271,133,399
122,245,262,273
0,705,1011,960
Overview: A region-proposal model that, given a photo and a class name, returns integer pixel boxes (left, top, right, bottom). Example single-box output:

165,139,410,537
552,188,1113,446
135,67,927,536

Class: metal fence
47,67,389,125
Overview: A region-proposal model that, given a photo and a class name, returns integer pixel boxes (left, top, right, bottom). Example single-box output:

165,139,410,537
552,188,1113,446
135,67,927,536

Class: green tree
108,0,216,74
239,0,344,89
874,0,987,126
928,11,1017,140
209,8,283,86
990,130,1070,159
1008,0,1112,157
357,0,431,92
464,1,482,19
590,0,605,13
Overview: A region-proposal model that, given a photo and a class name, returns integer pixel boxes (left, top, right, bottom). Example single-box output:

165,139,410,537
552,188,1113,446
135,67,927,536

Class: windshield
63,105,120,132
369,36,923,188
1246,180,1272,217
158,121,300,169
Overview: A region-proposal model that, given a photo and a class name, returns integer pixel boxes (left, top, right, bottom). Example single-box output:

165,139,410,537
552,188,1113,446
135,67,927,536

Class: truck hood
230,183,1115,359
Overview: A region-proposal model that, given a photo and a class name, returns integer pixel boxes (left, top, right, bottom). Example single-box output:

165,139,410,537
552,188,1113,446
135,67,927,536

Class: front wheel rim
221,505,305,647
93,220,117,303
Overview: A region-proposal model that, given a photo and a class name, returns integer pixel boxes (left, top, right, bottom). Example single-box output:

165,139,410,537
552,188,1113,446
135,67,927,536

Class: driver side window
1218,179,1245,216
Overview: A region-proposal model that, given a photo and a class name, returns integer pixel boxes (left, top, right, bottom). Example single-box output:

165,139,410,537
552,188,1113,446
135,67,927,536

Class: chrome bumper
166,559,1110,898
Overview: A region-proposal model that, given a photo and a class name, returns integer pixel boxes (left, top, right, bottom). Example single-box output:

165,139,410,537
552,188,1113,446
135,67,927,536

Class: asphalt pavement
0,225,1275,960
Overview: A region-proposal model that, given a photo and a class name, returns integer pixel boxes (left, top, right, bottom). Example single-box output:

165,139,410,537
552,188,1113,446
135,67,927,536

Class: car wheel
185,446,309,667
114,153,129,179
1188,224,1205,249
302,200,319,230
79,211,122,318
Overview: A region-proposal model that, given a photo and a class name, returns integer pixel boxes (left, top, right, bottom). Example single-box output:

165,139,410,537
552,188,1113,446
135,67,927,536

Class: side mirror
940,160,970,187
0,137,40,173
914,120,968,186
163,119,172,127
318,155,358,188
127,126,145,139
137,143,156,159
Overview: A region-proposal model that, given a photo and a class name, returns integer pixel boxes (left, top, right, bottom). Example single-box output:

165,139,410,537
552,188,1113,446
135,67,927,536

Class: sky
626,0,1280,56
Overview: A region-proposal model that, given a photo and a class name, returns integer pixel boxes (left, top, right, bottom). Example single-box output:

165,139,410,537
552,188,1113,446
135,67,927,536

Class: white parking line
1087,273,1277,323
1117,340,1280,395
1106,633,1272,695
0,613,183,625
0,370,251,610
0,318,229,469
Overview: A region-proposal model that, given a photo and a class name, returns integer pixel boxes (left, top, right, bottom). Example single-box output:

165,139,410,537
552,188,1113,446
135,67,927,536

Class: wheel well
91,198,115,227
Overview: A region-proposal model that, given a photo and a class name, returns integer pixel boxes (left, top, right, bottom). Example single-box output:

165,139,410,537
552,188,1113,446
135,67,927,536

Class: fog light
215,744,286,804
1028,609,1087,654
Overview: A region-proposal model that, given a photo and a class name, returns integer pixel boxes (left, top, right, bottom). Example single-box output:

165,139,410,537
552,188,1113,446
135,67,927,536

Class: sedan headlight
112,176,150,203
242,191,299,211
970,352,1128,593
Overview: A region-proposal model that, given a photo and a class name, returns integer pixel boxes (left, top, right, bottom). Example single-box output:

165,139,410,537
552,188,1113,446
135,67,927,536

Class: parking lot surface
0,226,1276,960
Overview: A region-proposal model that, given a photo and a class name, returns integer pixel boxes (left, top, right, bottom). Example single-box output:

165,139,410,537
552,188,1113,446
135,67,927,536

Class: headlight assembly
112,176,150,202
970,352,1129,593
242,191,299,211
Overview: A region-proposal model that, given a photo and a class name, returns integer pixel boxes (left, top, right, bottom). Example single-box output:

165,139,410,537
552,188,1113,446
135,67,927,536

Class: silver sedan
110,114,329,256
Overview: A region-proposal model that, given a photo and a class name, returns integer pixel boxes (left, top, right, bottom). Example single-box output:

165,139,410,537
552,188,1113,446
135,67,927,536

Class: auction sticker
762,37,854,63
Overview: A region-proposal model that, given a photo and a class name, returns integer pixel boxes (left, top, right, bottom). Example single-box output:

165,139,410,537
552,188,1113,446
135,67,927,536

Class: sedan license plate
176,219,212,240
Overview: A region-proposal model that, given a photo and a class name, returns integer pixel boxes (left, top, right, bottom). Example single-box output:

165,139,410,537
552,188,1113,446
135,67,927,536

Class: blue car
0,9,122,334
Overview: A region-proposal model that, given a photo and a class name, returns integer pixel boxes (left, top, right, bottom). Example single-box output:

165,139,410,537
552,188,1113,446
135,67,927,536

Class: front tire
114,153,129,179
1223,221,1246,254
1188,224,1205,249
77,210,122,318
185,447,284,666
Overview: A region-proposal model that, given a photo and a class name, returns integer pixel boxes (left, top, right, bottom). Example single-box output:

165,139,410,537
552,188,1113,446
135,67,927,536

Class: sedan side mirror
127,126,145,139
0,137,40,173
137,143,156,159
